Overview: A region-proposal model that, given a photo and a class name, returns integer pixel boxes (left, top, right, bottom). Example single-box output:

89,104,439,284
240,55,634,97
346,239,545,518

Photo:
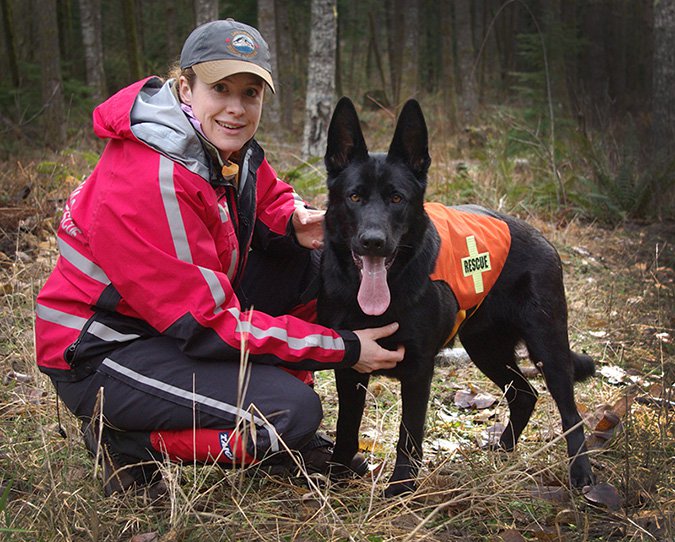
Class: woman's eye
391,193,403,204
213,83,226,93
245,88,259,98
349,193,361,203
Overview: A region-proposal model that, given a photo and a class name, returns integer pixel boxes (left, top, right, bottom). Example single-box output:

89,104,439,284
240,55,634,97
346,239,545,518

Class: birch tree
302,0,337,159
194,0,218,27
653,0,675,145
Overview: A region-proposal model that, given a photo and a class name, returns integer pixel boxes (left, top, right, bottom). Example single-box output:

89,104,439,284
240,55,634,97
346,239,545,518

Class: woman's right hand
351,322,405,374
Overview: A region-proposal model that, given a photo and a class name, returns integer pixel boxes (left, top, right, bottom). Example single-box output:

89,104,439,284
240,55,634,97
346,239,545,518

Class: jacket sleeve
250,158,307,254
88,147,359,370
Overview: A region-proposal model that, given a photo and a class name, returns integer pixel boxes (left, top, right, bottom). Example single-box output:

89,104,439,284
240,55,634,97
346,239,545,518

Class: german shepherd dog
318,97,596,497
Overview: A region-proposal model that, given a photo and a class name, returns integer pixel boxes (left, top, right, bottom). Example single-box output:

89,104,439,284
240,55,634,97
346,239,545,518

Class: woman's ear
178,76,192,105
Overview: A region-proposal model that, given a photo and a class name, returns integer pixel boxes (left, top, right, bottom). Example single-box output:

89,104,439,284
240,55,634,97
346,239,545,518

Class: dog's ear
387,99,431,180
325,97,369,176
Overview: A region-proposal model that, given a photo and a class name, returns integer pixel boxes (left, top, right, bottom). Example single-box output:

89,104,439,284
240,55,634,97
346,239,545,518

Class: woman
34,19,403,495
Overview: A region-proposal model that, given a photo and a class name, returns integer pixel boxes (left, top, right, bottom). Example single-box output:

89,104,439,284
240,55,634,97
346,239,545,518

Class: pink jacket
35,77,358,380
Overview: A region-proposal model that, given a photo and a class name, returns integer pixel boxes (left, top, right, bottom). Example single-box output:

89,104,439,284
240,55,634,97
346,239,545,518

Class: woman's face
179,72,264,161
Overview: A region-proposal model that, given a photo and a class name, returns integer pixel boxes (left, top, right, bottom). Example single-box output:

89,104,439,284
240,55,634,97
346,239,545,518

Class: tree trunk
165,2,178,63
454,0,477,125
440,2,457,129
78,0,105,102
194,0,218,26
399,0,419,103
0,0,20,86
302,0,337,159
36,0,66,147
653,0,675,146
276,0,294,131
121,0,143,81
258,0,281,130
386,0,404,106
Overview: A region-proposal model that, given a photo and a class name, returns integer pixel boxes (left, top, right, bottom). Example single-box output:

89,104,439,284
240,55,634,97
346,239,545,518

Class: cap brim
192,60,275,93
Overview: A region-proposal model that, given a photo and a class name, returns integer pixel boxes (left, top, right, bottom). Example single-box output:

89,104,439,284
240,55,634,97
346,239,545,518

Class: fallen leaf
130,533,159,542
3,370,32,384
454,389,475,409
529,527,561,541
358,437,384,454
473,392,497,409
655,332,671,344
530,485,570,505
369,381,384,396
478,422,506,448
473,408,496,423
301,491,322,508
582,482,622,511
435,347,471,366
600,365,627,385
454,389,497,409
430,438,460,454
495,528,527,542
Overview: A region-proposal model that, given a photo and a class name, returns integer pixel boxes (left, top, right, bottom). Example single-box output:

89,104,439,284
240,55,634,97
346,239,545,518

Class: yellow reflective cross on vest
461,235,492,294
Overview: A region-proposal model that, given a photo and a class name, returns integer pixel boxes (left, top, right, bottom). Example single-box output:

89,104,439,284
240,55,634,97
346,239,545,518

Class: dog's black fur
318,97,596,497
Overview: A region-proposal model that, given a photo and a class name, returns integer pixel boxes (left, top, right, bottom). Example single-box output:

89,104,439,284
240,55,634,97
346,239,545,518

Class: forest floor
0,141,673,541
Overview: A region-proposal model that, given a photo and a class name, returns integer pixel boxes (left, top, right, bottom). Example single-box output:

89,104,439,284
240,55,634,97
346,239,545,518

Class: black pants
56,248,323,462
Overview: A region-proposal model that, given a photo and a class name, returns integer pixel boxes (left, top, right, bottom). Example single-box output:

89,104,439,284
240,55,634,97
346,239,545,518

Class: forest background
0,1,673,541
1,0,674,222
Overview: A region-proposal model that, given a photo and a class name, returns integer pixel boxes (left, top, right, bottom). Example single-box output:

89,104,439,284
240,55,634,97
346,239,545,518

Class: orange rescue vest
425,202,512,342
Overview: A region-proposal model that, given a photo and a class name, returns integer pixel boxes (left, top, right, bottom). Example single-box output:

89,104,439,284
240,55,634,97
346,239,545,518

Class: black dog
318,97,596,497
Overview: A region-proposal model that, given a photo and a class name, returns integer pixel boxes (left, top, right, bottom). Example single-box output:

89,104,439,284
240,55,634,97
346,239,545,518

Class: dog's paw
327,453,370,482
570,460,595,488
384,479,416,498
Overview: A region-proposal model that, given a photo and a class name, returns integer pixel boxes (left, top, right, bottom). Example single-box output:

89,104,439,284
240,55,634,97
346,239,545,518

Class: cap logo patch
227,31,258,58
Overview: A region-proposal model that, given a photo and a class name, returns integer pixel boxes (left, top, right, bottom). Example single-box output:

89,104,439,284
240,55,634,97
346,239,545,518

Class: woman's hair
167,63,196,87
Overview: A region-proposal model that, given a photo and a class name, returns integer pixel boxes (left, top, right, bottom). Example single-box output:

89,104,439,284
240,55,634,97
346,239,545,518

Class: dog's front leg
385,369,433,497
331,368,370,477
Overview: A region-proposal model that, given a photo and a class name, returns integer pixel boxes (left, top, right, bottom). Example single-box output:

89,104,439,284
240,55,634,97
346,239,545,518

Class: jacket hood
93,77,210,180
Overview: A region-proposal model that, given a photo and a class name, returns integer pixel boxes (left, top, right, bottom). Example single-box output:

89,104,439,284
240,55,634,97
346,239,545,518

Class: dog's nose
358,230,386,252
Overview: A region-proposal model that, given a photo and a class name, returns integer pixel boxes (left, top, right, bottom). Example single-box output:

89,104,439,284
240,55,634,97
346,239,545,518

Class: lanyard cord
54,382,67,438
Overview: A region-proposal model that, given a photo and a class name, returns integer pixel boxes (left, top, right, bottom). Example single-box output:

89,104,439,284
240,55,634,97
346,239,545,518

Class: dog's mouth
352,252,396,316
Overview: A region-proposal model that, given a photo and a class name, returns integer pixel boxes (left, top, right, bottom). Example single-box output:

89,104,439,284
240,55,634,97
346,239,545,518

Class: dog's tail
572,351,595,382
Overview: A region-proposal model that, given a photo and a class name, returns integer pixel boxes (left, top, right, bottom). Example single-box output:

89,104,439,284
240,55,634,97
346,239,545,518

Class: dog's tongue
357,255,390,315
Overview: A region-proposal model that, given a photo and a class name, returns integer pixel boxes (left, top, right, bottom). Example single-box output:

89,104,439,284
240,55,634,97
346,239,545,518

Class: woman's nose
225,96,245,116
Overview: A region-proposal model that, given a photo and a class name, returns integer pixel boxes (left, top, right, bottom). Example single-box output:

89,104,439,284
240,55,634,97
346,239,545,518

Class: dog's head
324,97,431,315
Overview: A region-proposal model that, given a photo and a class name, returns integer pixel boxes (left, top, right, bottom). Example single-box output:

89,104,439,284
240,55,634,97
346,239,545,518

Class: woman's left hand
293,207,325,249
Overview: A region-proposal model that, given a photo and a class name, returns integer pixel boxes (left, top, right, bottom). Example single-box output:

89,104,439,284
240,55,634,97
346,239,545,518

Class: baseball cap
180,19,275,93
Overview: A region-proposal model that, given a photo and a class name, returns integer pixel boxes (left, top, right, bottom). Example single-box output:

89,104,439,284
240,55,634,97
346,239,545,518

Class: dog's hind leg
460,329,538,451
522,325,595,488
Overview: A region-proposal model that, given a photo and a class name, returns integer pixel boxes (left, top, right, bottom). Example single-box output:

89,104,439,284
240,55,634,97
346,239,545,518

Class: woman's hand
293,207,325,249
352,322,405,373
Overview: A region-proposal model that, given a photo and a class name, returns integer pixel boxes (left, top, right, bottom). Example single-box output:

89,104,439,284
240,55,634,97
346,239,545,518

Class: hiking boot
81,421,165,498
299,432,369,477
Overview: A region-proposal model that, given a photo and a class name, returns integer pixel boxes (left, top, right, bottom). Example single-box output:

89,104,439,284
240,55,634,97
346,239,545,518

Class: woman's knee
277,384,323,448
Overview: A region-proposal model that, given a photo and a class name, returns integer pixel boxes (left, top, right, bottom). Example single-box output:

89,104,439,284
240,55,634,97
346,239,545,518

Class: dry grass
1,134,673,541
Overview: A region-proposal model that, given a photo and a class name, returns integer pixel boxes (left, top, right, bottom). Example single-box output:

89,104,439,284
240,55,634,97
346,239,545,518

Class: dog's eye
391,193,403,204
349,193,362,203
